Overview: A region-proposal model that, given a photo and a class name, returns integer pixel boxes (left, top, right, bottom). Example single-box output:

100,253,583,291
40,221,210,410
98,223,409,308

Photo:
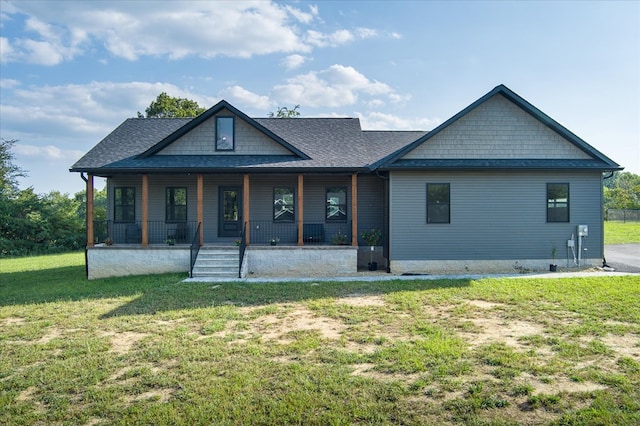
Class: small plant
104,237,113,246
360,228,382,246
166,238,175,245
331,229,349,245
270,237,279,246
234,239,242,246
550,242,557,271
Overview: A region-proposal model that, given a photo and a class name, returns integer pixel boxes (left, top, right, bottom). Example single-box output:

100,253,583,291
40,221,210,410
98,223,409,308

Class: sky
1,0,638,196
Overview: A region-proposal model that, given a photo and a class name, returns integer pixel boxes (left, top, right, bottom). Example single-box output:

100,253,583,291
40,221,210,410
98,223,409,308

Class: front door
218,187,242,237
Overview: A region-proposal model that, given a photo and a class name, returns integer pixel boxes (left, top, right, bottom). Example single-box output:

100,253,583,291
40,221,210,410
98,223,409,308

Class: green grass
1,253,640,425
604,221,640,244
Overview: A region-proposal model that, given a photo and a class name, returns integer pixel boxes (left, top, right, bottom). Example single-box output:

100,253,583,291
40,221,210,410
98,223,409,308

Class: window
216,116,234,151
274,187,295,222
166,187,187,222
326,187,347,221
427,183,450,223
547,183,569,222
114,187,135,222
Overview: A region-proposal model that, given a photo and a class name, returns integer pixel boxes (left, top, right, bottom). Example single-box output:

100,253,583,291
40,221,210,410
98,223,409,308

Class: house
70,84,621,279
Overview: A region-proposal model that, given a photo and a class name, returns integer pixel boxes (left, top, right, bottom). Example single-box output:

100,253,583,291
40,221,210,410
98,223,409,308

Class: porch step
192,248,239,278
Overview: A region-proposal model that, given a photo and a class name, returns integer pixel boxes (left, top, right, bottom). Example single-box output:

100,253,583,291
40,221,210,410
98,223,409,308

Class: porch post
297,174,304,246
351,174,358,246
243,174,250,245
86,174,94,247
197,174,204,245
141,174,149,247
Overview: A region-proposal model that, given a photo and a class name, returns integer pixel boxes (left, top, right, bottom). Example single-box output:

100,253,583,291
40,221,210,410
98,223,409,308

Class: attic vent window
216,116,234,151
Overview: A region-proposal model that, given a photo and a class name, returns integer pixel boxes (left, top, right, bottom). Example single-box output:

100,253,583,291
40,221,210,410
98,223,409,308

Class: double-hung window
547,183,569,222
427,183,450,223
326,187,347,222
114,187,135,222
166,187,187,222
274,187,295,222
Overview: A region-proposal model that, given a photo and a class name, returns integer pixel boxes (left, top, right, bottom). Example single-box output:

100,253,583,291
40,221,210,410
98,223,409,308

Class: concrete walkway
184,269,638,283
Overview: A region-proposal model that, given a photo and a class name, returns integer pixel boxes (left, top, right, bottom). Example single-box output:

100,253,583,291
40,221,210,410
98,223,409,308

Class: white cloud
0,78,20,89
282,54,307,70
0,37,14,63
0,80,214,148
357,111,441,131
218,85,273,111
285,4,317,24
2,1,324,63
272,64,408,108
13,143,85,161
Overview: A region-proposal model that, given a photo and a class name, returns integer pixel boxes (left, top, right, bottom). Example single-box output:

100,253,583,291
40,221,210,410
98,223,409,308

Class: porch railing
93,220,199,245
247,220,352,245
189,222,201,278
238,221,247,278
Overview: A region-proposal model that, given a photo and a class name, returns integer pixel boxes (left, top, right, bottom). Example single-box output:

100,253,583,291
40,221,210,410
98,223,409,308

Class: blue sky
1,0,638,195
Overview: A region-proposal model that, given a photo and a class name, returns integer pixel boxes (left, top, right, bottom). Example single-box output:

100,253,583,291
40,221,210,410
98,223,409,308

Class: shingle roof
71,86,621,174
71,118,190,169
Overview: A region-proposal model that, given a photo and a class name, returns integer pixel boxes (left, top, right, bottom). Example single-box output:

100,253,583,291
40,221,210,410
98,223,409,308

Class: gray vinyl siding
389,170,603,261
402,94,592,160
356,174,386,244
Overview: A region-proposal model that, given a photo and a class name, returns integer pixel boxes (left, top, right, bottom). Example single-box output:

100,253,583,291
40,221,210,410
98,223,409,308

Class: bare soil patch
335,294,386,307
101,331,149,354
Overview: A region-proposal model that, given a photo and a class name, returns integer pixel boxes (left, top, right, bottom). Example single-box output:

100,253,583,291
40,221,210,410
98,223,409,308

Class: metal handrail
189,222,202,278
238,221,247,278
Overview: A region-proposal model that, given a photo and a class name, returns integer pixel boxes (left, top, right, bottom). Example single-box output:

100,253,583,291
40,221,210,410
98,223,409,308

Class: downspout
80,173,89,279
374,169,391,273
601,170,615,267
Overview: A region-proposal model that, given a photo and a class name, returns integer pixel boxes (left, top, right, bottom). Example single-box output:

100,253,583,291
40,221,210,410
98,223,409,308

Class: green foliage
604,171,640,210
268,105,301,118
360,228,382,246
0,139,105,257
139,92,206,118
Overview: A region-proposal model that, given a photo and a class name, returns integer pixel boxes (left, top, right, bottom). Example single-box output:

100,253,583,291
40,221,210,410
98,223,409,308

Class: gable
157,108,294,156
402,94,592,161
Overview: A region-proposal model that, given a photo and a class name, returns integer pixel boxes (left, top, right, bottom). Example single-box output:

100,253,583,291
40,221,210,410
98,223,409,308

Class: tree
138,92,206,118
604,171,640,211
268,105,301,118
1,138,26,195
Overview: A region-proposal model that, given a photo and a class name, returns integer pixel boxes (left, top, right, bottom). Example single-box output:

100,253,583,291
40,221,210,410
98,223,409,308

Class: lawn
1,253,639,425
604,221,640,245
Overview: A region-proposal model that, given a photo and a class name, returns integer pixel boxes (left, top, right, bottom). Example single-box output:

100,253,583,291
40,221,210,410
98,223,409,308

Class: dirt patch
602,333,640,359
125,389,173,404
466,300,505,310
3,317,26,325
518,372,607,395
101,331,149,354
256,307,345,343
461,316,544,350
16,386,47,413
37,328,64,344
336,294,386,307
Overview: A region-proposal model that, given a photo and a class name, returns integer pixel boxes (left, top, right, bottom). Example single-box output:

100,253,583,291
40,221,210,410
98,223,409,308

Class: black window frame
215,116,235,151
326,186,347,222
426,183,450,224
166,187,187,223
114,187,135,223
273,187,295,223
547,183,570,223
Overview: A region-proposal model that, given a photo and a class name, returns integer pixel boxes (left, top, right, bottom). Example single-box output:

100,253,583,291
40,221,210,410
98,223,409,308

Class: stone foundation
246,246,357,276
87,246,190,279
390,258,598,275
